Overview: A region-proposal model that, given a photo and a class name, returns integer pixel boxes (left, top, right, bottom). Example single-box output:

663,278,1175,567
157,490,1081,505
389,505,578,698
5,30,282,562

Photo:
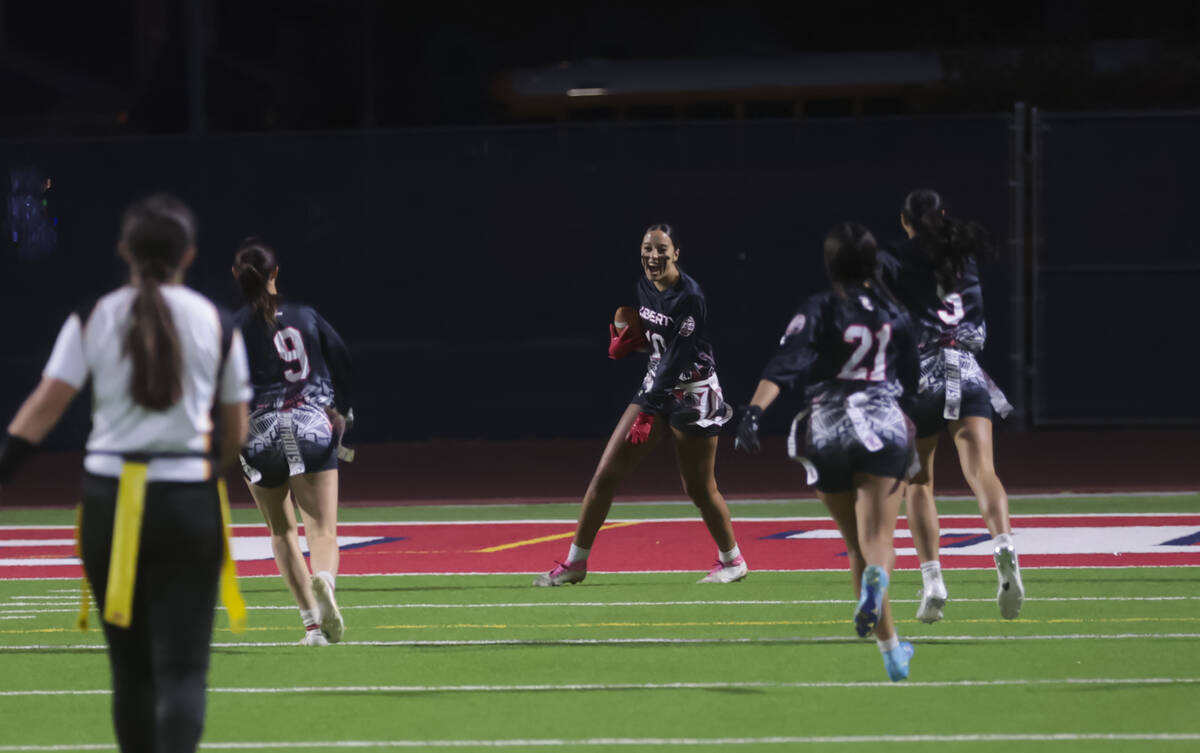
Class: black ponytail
233,237,279,326
120,194,194,412
824,222,906,310
824,222,877,291
901,189,995,291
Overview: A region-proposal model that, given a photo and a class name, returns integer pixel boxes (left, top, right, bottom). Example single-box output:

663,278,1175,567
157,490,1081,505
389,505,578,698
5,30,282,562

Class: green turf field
1,493,1198,751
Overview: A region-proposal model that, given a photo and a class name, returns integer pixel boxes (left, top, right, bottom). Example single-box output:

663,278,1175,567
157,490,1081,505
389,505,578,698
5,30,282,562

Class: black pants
80,472,224,753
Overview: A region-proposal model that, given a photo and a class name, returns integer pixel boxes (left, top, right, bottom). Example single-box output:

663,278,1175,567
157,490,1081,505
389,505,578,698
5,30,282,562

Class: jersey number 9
273,327,311,382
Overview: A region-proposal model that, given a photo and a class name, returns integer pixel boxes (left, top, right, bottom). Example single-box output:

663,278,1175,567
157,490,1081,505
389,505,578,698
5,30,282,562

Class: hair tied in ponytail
119,194,194,411
233,238,280,326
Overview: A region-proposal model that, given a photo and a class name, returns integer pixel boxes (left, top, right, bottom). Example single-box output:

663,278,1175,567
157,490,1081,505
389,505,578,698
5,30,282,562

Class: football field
1,493,1199,751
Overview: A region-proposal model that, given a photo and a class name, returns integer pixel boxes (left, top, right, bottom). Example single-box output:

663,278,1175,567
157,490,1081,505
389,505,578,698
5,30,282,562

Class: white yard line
3,504,1200,532
2,676,1199,698
4,563,1199,582
2,632,1199,651
4,595,1200,616
3,732,1200,750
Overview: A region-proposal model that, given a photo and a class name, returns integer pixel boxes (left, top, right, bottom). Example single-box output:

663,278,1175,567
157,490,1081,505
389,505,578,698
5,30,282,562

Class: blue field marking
940,533,993,549
338,536,406,551
759,529,812,540
1159,530,1200,546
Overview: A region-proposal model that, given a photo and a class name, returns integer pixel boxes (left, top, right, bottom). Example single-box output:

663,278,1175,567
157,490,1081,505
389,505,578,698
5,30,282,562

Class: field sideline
0,492,1197,751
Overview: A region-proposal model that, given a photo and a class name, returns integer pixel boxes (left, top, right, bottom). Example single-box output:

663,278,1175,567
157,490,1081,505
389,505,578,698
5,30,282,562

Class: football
614,305,642,338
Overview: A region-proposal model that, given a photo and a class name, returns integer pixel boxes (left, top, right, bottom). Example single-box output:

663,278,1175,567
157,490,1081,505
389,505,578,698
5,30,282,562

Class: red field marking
2,515,1199,580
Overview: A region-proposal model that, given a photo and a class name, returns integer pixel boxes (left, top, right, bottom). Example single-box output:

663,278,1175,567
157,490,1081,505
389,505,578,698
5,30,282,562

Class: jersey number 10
273,326,311,382
838,323,892,382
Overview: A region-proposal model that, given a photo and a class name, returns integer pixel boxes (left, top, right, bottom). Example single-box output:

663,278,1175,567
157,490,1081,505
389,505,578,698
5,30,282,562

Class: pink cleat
697,555,748,584
533,560,587,587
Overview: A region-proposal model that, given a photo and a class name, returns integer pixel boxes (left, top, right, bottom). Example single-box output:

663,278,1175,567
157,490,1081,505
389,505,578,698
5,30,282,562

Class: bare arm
8,378,78,443
748,379,782,412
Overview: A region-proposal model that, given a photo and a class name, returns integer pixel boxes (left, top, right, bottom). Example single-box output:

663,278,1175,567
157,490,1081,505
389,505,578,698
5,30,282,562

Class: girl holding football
534,223,747,586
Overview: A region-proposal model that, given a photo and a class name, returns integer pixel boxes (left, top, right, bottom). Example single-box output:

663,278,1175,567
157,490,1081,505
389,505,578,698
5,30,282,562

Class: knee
680,476,718,506
304,520,337,539
155,677,207,750
959,454,996,484
589,470,621,497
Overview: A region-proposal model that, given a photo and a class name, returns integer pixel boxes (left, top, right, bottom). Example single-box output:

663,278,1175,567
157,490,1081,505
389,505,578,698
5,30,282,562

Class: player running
734,222,920,681
534,223,747,586
232,238,353,645
879,189,1023,623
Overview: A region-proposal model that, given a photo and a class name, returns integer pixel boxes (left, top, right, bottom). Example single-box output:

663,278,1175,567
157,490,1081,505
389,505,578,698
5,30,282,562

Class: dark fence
1032,111,1200,425
1,116,1017,445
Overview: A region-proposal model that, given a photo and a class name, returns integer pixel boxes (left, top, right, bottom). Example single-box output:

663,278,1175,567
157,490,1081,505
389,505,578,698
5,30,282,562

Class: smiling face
640,229,680,289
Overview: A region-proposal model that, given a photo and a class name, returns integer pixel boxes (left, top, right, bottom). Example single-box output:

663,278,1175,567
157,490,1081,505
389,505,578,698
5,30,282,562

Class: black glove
734,405,764,454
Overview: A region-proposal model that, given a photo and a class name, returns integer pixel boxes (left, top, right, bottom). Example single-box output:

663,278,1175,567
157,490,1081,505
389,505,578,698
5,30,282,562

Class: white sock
994,533,1013,550
877,634,900,653
300,608,320,630
316,570,336,592
719,545,742,564
920,560,943,589
567,544,590,563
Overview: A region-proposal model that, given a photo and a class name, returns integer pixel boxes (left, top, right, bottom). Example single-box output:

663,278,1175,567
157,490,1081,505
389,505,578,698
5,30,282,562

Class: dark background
0,1,1197,448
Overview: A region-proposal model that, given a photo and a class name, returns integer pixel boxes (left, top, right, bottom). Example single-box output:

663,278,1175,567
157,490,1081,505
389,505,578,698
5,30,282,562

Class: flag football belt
940,348,1013,422
75,453,246,634
786,392,894,487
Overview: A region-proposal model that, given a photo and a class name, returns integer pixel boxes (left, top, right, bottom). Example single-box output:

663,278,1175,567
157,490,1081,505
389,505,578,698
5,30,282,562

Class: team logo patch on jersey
859,295,874,311
784,313,807,336
679,315,696,337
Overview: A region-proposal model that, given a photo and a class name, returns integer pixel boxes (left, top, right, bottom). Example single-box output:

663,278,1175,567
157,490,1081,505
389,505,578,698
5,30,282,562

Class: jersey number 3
273,327,311,382
838,324,892,382
937,292,965,325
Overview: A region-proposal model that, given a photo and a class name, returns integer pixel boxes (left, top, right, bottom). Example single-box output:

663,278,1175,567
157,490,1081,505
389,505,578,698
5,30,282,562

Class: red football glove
608,323,648,360
626,411,655,444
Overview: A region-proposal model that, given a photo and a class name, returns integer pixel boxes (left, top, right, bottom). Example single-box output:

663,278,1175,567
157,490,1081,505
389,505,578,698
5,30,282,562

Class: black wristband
745,405,764,420
0,432,36,484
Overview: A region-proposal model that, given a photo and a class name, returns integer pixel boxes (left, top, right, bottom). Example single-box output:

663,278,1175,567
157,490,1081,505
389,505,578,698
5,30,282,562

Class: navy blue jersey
761,283,919,410
633,269,721,413
234,301,352,415
879,237,987,354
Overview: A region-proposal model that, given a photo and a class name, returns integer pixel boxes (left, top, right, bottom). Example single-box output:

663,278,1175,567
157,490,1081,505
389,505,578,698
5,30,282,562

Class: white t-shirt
43,285,253,482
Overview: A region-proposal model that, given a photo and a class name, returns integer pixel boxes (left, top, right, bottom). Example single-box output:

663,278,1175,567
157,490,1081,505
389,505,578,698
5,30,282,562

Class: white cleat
298,629,330,646
533,560,588,587
994,545,1025,620
916,580,948,624
697,556,748,584
312,575,345,643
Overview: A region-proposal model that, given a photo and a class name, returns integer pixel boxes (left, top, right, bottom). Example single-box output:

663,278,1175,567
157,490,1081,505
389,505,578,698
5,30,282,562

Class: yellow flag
217,478,247,633
103,462,148,628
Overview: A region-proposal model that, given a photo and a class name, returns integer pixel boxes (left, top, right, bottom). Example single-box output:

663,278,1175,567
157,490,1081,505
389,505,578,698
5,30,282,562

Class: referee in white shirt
0,194,251,753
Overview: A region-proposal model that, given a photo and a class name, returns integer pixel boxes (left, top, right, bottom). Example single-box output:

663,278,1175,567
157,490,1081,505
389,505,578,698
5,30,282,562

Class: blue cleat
854,565,889,637
882,641,915,681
